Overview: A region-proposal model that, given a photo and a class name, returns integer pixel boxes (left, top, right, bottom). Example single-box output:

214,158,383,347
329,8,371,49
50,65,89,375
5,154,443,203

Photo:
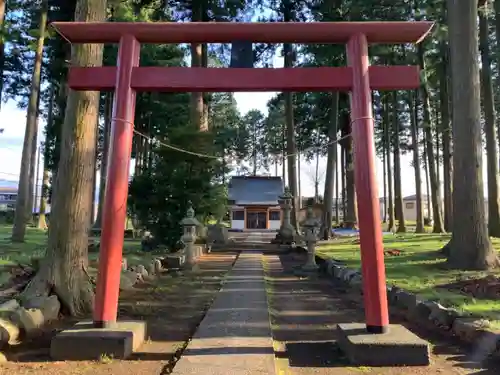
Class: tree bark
11,1,48,242
341,146,346,219
27,117,40,221
382,141,387,223
38,82,54,230
418,43,445,233
284,49,298,229
190,1,208,131
392,91,406,232
384,96,395,232
409,90,425,233
493,0,500,160
335,144,340,223
0,0,6,110
298,153,302,208
93,92,112,230
440,41,453,232
343,112,357,228
479,5,500,237
443,0,499,269
423,135,431,221
322,92,339,239
23,0,108,315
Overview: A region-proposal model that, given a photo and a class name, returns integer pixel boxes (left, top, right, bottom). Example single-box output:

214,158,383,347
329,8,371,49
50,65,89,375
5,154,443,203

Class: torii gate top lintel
51,21,433,45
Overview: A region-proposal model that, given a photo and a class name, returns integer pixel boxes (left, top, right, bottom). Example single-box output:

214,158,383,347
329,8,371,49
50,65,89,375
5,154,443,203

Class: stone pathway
171,252,276,375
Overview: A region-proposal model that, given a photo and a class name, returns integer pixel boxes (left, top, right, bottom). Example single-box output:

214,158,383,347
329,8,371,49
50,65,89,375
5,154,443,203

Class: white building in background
227,176,283,231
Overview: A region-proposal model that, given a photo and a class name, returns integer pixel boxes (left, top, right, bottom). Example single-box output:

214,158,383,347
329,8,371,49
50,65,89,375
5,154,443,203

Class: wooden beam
67,66,421,92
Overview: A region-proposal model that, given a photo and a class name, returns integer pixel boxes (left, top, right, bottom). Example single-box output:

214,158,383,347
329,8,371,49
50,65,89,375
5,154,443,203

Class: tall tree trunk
443,0,499,269
341,145,346,220
282,122,286,182
382,142,387,223
37,83,56,230
493,0,500,160
0,0,6,109
343,112,357,229
93,92,112,229
410,91,425,233
423,134,432,221
34,143,41,214
37,83,54,230
284,41,298,230
335,145,340,224
190,2,208,131
11,1,48,242
479,5,500,237
314,147,320,202
440,41,453,232
322,92,339,239
392,91,406,232
23,0,108,314
384,96,395,232
298,154,302,208
27,117,40,221
90,114,99,227
418,44,445,233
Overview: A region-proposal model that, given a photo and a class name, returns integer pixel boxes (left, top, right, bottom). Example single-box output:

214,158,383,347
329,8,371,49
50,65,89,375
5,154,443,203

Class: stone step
171,253,276,375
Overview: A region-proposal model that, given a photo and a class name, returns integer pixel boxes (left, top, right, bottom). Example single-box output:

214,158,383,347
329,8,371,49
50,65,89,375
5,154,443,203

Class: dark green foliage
129,127,228,249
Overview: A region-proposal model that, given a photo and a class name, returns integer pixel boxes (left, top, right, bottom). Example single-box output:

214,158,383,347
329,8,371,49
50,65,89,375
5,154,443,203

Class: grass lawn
317,233,500,324
0,225,153,273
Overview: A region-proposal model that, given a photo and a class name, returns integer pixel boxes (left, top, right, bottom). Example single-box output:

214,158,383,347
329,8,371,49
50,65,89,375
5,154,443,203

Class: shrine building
228,176,283,231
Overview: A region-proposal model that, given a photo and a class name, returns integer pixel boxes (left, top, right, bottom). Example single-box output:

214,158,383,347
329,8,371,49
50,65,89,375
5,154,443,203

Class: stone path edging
313,254,500,360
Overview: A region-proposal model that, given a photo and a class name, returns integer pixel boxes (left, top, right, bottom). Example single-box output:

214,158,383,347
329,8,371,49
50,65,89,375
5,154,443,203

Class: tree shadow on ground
5,253,239,372
266,252,500,374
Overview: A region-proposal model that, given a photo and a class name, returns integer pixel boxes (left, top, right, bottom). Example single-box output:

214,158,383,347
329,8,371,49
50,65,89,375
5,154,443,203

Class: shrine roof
228,176,284,206
51,21,433,45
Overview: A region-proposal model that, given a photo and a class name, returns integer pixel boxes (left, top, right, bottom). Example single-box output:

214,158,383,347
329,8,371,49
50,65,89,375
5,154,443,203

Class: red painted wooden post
347,33,389,333
93,34,140,327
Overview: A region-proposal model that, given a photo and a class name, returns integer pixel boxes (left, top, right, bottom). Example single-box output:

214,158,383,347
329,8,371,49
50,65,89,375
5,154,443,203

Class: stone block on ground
120,271,139,291
50,320,146,361
165,253,185,269
426,301,460,329
452,318,492,343
23,295,60,322
337,323,430,366
12,307,44,336
0,300,20,319
0,318,20,346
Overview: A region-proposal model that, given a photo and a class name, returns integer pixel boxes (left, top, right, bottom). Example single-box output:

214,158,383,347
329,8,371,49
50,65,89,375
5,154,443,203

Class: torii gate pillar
347,33,389,333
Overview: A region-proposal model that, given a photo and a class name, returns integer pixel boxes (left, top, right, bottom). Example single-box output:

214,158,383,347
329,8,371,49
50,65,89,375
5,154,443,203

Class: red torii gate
52,21,432,334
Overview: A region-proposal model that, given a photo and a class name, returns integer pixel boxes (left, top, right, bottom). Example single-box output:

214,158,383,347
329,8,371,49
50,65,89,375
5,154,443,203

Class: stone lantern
301,201,320,271
276,186,296,244
180,201,200,269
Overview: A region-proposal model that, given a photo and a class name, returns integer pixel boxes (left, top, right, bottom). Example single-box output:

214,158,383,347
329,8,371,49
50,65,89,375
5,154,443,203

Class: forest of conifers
0,0,499,313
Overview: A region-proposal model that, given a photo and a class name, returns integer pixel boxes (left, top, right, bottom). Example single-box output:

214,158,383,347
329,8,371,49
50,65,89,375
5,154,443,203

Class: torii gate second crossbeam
52,21,433,335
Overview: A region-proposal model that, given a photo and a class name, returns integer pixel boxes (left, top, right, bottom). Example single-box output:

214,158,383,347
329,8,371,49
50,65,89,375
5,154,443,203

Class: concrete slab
50,320,146,361
171,252,275,375
337,323,430,366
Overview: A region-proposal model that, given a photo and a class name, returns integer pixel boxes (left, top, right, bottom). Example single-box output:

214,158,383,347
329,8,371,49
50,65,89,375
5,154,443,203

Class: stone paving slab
171,252,276,375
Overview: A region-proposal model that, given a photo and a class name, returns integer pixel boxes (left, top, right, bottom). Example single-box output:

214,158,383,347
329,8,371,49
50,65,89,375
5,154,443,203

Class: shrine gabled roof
228,176,284,206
